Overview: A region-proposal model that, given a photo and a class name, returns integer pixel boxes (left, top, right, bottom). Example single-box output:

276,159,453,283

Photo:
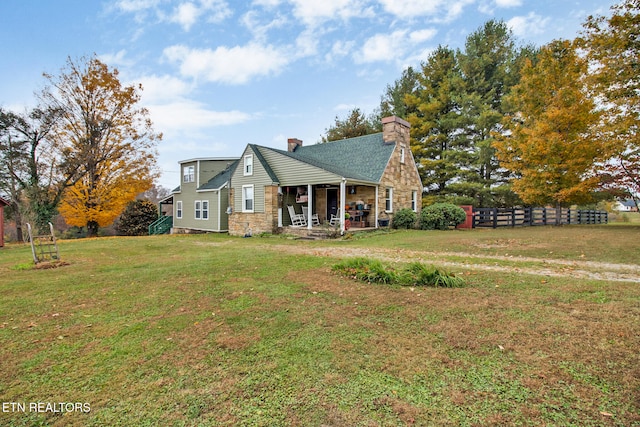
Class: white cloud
356,30,408,63
325,40,355,63
377,0,472,21
201,0,233,23
495,0,522,7
149,101,250,131
114,0,161,13
289,0,373,27
252,0,282,7
409,28,437,43
241,10,288,41
507,12,549,37
170,2,201,31
99,50,135,68
138,74,194,103
163,43,292,84
117,0,231,30
354,27,436,64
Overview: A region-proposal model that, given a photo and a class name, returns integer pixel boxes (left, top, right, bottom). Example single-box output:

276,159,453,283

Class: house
613,199,638,212
0,196,8,247
169,158,239,233
168,116,422,236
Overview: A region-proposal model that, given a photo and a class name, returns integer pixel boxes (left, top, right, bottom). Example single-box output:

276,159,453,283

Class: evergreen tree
321,108,380,142
116,199,159,236
456,20,523,206
405,46,471,203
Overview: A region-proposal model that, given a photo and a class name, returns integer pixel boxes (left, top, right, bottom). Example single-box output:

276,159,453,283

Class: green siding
173,159,230,231
232,146,274,213
197,159,235,187
257,147,342,185
173,191,222,231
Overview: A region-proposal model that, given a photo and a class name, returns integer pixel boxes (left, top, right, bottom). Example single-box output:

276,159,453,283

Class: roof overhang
178,157,239,164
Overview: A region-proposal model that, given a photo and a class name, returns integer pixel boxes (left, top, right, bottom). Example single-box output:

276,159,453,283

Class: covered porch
279,180,383,233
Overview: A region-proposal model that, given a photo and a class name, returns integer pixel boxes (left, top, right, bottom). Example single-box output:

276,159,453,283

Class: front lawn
1,226,638,426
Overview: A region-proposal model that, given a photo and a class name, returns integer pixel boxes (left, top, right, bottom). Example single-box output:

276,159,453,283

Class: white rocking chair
287,205,307,227
329,211,341,226
302,206,320,226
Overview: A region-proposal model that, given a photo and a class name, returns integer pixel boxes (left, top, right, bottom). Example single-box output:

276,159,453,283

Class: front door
327,188,338,220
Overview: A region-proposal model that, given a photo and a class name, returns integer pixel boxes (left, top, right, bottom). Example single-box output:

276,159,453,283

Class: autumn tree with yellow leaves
41,55,161,237
494,40,604,207
580,0,640,208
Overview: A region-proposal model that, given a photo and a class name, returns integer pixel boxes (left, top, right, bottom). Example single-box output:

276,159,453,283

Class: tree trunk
87,220,99,237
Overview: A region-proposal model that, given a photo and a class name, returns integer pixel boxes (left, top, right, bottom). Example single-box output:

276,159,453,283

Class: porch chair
302,206,320,226
329,211,341,226
287,205,307,227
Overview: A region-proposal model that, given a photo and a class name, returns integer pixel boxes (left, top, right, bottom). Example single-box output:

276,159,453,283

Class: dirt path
267,244,640,283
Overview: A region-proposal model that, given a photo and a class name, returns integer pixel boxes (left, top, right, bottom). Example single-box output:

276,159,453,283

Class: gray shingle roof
262,132,393,183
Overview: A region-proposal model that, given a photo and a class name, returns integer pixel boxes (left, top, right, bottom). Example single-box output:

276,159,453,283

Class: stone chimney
382,116,410,145
287,138,303,152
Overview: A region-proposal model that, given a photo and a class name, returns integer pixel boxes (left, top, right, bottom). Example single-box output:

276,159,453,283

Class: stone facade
378,117,422,223
228,185,280,236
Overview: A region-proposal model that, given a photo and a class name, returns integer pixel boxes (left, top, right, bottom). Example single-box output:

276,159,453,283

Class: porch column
307,184,313,230
375,186,379,228
278,187,283,227
340,178,346,232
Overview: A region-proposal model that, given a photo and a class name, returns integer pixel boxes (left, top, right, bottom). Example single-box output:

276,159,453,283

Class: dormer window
244,154,253,176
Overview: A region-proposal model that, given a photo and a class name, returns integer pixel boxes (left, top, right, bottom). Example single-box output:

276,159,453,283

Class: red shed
0,196,8,247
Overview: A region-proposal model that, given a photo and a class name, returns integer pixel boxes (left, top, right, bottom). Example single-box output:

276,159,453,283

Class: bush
332,257,465,288
392,208,417,229
419,203,466,230
116,199,159,236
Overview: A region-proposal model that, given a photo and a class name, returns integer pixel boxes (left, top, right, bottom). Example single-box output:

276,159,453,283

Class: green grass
0,226,639,426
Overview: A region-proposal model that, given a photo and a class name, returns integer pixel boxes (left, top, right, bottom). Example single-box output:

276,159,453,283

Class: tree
0,107,65,237
580,0,640,207
115,199,158,236
139,183,171,204
494,40,604,207
456,20,524,206
405,46,472,203
380,66,419,119
41,55,161,237
321,108,380,142
58,156,154,232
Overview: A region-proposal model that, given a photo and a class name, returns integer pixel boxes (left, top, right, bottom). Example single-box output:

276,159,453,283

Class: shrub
419,203,466,230
392,208,417,229
116,199,159,236
333,257,398,284
402,262,466,288
333,258,465,288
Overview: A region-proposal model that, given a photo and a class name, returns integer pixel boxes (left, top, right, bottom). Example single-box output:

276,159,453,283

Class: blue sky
0,0,617,189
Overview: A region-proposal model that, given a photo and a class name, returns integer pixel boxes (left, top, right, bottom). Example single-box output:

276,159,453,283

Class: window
202,201,209,220
183,165,195,183
385,188,393,212
400,146,406,164
242,185,254,212
244,155,253,176
412,191,418,212
194,200,209,220
176,201,183,219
